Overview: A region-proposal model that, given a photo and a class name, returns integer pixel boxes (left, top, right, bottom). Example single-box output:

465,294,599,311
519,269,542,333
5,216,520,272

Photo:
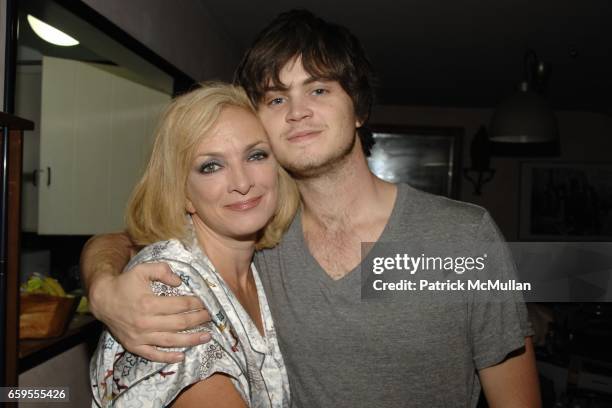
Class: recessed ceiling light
27,14,79,47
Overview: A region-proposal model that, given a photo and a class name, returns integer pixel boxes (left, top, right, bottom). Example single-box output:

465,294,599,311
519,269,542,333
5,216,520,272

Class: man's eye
312,88,328,96
200,161,222,174
268,97,284,106
248,150,269,161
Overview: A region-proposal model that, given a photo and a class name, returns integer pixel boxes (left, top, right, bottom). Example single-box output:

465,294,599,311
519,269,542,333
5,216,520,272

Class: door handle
28,169,40,186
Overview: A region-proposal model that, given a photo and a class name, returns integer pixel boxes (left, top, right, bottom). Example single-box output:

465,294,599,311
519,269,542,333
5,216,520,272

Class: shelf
19,314,102,373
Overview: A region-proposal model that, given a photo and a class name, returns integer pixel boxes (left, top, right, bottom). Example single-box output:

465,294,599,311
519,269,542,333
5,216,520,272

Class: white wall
81,0,240,82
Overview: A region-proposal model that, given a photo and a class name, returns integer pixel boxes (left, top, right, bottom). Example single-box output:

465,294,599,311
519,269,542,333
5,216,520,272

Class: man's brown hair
234,9,375,155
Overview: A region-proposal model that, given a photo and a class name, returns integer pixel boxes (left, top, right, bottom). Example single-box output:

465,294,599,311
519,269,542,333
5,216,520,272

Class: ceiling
16,0,174,94
201,0,611,112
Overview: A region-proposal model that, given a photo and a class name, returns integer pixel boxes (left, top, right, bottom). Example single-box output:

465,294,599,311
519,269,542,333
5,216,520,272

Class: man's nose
228,164,254,195
286,97,313,122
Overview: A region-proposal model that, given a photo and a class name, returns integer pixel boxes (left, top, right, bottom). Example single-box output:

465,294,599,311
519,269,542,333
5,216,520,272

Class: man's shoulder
398,183,487,225
254,213,304,271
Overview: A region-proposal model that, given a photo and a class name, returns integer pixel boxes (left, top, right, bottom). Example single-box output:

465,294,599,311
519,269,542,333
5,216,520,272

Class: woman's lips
225,196,263,211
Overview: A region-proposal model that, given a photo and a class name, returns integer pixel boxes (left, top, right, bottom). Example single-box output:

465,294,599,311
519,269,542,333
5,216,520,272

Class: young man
82,10,540,407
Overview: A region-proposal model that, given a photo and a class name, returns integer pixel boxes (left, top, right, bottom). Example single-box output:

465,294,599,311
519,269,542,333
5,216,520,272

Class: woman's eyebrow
243,140,268,151
193,141,268,159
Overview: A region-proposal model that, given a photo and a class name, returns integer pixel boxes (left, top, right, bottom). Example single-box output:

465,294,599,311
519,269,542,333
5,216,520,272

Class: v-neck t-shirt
255,183,532,408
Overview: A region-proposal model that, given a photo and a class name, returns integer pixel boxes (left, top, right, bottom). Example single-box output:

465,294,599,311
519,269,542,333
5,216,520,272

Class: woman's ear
185,198,196,214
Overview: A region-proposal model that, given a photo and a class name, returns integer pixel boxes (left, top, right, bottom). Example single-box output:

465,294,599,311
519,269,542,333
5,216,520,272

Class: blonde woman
90,83,298,407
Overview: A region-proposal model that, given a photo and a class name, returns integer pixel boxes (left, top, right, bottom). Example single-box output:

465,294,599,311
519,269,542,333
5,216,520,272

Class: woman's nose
228,164,254,195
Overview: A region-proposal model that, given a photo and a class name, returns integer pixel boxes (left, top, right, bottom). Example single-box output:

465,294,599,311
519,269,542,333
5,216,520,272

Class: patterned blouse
90,230,290,407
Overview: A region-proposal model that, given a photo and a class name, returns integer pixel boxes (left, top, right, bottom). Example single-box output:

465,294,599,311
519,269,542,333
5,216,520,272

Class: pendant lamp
489,50,559,156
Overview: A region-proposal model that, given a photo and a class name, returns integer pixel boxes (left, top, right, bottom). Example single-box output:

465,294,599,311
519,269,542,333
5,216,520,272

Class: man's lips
224,196,263,211
287,129,321,143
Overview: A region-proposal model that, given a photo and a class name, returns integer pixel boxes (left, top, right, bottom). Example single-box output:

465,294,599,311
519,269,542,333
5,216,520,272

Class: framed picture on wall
367,125,463,198
519,162,612,240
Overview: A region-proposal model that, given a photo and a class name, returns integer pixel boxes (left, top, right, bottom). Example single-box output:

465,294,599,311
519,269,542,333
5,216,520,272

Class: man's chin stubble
281,136,357,180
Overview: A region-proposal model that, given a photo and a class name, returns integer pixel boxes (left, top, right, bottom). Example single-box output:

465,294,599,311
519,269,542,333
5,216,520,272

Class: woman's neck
190,216,256,290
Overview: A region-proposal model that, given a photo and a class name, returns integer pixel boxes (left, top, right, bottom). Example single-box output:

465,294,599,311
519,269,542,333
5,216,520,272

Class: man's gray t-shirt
255,184,532,407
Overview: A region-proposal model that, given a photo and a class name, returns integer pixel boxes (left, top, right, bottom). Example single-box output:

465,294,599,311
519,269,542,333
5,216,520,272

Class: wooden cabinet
0,112,34,387
16,56,170,234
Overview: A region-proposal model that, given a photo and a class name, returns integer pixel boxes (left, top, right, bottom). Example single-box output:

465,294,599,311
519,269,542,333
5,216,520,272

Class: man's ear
355,118,364,128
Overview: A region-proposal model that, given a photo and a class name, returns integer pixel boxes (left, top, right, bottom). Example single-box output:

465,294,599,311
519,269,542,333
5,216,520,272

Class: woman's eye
200,161,222,174
248,151,269,161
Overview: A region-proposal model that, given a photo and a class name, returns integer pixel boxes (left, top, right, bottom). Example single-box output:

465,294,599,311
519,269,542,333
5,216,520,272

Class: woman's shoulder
126,239,197,270
126,239,219,298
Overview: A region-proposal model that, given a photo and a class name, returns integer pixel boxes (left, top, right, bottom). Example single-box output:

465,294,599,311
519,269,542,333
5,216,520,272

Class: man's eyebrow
263,84,288,93
303,76,331,85
263,76,332,93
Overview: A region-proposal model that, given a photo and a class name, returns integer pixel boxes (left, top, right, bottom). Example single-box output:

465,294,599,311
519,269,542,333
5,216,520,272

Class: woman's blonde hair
126,82,299,249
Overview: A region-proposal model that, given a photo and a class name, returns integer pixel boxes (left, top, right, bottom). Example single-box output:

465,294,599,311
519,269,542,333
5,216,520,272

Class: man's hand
89,261,211,363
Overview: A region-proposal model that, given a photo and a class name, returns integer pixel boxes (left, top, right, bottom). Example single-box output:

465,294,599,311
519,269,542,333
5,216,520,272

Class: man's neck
295,147,397,279
297,147,395,231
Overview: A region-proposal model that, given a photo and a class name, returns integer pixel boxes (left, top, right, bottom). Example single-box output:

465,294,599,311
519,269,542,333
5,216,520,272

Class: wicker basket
19,294,78,339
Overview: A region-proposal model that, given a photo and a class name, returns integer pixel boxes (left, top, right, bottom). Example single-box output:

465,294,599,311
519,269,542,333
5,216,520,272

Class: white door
38,56,170,234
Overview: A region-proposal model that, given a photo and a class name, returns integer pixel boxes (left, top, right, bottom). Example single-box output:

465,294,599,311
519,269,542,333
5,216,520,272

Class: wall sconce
489,49,559,156
464,126,495,195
